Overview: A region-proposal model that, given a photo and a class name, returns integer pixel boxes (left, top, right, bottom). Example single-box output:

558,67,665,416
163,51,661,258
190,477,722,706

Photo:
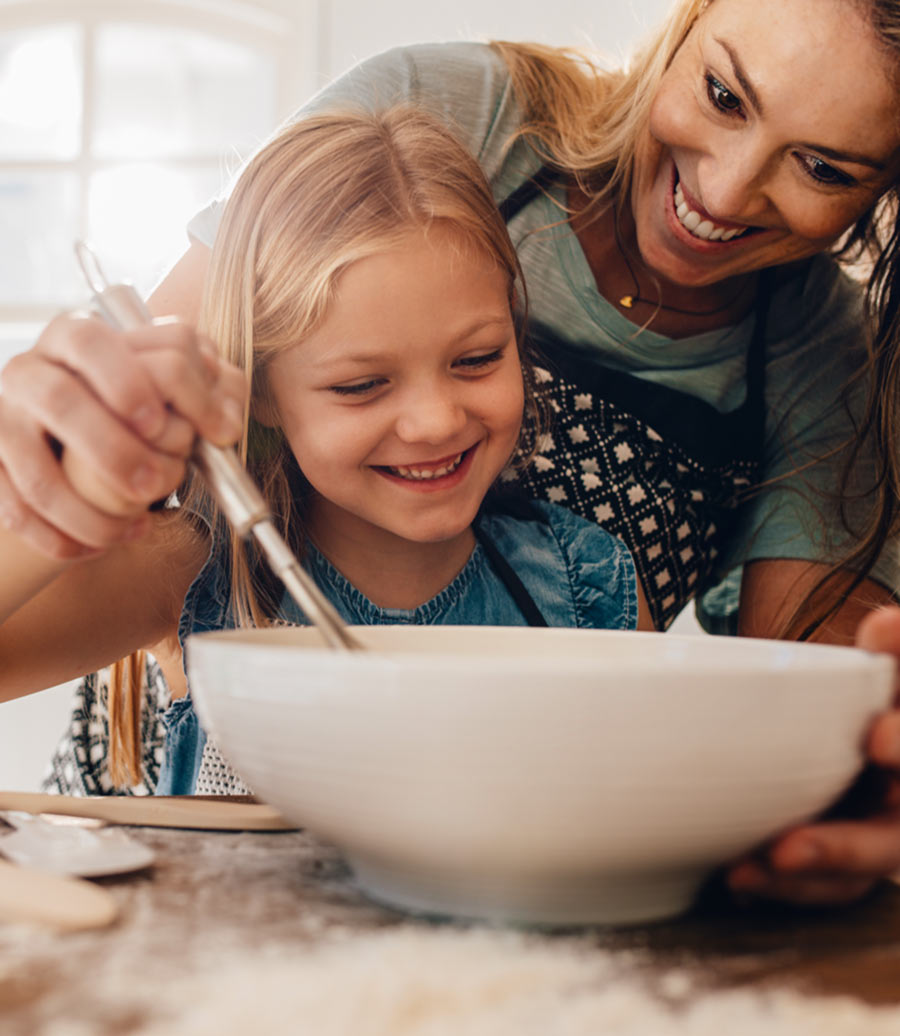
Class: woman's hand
0,312,245,559
727,605,900,904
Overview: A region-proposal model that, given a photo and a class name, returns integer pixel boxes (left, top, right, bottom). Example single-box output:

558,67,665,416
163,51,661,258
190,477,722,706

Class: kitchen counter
5,813,900,1034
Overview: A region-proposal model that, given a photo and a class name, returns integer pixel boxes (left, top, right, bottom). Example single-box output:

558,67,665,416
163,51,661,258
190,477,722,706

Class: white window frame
0,0,319,336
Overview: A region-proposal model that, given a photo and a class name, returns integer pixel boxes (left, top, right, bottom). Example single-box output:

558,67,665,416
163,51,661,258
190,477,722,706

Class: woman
3,0,900,901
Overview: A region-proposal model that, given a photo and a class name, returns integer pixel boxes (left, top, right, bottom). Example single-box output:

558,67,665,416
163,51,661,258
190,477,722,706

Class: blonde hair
491,0,707,213
108,107,533,784
192,106,533,629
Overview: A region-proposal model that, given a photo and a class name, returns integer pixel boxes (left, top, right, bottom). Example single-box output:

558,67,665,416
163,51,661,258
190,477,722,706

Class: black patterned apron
501,170,769,630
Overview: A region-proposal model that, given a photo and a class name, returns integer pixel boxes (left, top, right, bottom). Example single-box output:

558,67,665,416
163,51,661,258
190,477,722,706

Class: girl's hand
0,313,245,558
727,605,900,904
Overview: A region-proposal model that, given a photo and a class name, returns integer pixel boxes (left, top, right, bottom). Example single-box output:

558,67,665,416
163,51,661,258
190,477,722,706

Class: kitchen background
0,0,689,790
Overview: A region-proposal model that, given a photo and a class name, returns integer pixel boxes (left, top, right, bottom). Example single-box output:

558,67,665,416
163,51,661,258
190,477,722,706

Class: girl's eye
329,379,384,397
798,154,855,188
454,347,505,371
705,74,742,117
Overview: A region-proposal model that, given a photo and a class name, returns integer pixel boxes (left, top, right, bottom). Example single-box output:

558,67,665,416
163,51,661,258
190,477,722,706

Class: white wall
318,0,671,86
0,0,683,792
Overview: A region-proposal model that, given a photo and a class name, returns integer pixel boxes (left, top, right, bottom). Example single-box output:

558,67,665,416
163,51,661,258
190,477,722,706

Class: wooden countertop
5,817,900,1034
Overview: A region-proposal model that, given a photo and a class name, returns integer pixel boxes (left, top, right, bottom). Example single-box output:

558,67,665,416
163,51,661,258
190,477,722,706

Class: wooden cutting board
0,792,297,831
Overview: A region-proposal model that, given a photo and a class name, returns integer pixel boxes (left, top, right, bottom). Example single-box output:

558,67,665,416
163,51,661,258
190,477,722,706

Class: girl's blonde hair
493,0,900,637
194,105,534,629
110,106,533,784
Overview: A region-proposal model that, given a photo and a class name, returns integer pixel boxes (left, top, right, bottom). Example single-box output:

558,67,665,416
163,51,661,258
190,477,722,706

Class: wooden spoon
0,792,297,831
0,858,118,931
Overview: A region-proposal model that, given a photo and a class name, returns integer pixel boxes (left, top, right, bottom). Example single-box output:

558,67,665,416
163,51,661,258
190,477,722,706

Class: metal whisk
74,241,361,651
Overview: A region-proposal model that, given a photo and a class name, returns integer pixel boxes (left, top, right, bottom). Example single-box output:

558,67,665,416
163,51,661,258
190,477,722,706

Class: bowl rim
186,625,897,679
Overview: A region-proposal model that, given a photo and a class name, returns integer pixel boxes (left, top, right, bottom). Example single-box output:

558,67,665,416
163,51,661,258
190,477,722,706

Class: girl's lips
372,444,478,492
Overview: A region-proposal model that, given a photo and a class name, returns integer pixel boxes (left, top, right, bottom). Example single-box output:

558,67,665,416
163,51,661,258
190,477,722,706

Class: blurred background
0,0,678,789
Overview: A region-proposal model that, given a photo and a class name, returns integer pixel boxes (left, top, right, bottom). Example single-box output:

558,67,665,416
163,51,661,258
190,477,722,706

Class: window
0,0,316,365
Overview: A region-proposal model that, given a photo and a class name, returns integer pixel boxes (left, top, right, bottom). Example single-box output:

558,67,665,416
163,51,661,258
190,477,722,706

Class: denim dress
156,499,638,794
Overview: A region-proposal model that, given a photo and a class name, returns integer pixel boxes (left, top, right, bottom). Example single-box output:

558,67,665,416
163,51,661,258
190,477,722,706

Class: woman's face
631,0,900,287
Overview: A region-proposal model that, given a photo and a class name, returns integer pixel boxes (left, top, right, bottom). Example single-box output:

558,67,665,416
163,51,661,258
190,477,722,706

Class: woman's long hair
492,0,900,638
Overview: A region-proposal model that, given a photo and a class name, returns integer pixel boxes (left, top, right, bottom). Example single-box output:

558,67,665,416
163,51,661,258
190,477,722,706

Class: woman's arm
738,558,895,643
0,512,207,702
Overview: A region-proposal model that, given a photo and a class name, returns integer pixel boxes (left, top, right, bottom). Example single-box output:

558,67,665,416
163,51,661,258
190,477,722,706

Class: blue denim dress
156,500,638,794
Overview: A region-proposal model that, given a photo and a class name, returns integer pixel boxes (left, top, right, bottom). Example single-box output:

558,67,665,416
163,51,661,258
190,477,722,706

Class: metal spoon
74,241,362,652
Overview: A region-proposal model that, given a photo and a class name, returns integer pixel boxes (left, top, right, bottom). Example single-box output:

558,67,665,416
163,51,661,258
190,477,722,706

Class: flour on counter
120,926,900,1036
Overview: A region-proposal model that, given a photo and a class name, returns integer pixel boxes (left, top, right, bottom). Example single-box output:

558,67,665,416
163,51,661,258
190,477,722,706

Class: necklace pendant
619,294,634,309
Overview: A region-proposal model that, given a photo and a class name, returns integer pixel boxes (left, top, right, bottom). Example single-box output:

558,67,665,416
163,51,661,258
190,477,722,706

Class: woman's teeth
674,182,747,242
387,452,464,481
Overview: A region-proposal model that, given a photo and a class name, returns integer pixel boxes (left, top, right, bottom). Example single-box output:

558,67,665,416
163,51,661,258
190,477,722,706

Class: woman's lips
674,180,748,240
667,166,762,249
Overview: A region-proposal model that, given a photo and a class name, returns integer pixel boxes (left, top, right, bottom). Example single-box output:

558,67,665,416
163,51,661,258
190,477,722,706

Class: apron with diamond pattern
501,169,769,630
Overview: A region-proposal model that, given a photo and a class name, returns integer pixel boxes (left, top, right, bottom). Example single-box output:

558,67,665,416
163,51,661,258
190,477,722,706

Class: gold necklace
613,204,752,318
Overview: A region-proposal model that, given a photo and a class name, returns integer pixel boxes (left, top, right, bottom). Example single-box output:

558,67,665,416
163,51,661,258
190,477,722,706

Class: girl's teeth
673,181,747,242
389,453,464,480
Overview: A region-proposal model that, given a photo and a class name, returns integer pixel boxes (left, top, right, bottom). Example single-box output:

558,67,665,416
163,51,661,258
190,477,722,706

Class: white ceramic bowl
186,626,894,926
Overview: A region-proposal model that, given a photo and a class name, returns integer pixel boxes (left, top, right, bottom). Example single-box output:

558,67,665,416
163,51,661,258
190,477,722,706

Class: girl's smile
374,445,477,488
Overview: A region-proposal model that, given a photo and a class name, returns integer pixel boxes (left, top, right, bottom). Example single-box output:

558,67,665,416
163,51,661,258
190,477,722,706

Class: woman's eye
705,74,742,116
454,348,505,371
798,154,855,188
329,379,383,397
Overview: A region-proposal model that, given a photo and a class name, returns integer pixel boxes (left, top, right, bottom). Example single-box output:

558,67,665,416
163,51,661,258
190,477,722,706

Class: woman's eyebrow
714,38,763,115
714,37,887,171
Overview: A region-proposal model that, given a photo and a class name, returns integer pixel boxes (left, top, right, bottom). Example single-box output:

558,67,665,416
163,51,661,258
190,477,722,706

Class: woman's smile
671,171,753,243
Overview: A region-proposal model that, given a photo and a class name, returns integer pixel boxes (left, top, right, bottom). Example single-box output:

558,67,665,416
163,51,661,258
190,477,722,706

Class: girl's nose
394,385,467,445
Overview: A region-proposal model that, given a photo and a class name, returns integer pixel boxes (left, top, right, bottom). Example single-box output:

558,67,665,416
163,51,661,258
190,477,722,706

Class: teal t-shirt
188,41,898,622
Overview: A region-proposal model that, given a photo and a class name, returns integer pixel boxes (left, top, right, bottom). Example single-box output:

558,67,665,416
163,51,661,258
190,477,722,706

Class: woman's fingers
727,814,900,904
1,349,184,514
726,809,900,906
29,314,171,443
727,858,876,906
0,413,140,554
769,816,900,876
128,320,247,447
0,312,244,549
34,315,245,449
867,711,900,774
856,604,900,661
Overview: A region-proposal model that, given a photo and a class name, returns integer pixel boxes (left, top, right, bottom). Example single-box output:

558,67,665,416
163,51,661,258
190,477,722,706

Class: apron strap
473,521,549,627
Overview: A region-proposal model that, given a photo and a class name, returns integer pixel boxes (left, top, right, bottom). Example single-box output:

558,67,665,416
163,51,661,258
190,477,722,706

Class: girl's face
263,226,524,556
631,0,900,287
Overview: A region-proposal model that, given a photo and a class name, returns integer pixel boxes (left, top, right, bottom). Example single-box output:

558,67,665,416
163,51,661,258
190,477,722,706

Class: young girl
1,107,650,797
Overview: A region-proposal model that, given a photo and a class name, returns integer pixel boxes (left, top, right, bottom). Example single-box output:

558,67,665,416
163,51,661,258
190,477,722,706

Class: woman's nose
695,144,772,226
394,384,467,444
